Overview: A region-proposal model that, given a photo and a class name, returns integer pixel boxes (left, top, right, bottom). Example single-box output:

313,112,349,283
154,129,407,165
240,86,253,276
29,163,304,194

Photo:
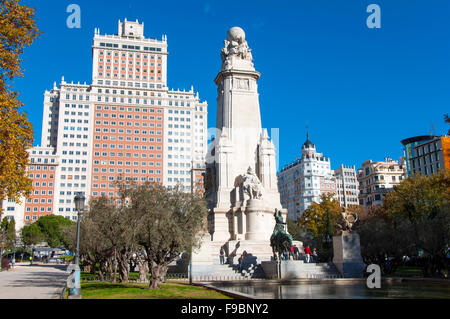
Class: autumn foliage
297,193,342,239
0,0,39,206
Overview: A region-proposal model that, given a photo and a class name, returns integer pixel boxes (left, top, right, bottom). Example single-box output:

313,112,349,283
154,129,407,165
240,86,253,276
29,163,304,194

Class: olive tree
120,182,208,289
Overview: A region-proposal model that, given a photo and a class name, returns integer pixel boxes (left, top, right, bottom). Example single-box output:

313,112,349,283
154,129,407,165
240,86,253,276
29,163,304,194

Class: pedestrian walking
219,246,225,265
29,255,33,266
304,246,311,263
312,248,318,263
293,245,300,260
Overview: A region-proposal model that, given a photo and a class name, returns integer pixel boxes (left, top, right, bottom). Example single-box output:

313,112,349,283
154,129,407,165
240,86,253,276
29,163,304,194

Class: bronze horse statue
270,209,293,261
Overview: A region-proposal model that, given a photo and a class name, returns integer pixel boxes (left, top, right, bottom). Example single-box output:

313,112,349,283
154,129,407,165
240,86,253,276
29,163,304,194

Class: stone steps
211,262,265,279
261,260,342,279
289,262,341,278
191,259,342,281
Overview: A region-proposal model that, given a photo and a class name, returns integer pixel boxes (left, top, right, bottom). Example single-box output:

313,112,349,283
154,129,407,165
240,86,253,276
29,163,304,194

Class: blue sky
18,0,450,171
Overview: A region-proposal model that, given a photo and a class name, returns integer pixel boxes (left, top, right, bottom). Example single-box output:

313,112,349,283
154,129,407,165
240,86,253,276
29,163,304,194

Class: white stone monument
191,27,287,277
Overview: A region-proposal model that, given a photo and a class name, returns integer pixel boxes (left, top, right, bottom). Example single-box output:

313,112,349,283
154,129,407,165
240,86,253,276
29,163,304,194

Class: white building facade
333,165,359,209
357,158,407,208
277,135,336,220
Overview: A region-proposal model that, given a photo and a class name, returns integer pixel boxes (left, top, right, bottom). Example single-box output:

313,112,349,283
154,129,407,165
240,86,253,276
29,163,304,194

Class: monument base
190,238,274,278
261,260,341,279
225,240,273,264
190,233,215,277
332,233,366,278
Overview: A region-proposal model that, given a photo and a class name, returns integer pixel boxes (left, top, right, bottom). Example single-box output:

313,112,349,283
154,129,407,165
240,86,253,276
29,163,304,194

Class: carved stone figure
335,210,358,235
236,166,263,200
221,26,253,68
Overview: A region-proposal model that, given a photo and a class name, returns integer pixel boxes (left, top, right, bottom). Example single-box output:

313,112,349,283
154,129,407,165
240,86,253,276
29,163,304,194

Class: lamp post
68,192,85,298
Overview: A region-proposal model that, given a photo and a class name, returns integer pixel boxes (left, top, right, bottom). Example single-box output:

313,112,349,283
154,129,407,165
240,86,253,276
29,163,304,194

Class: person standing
293,245,300,260
219,246,225,265
312,248,318,263
304,246,311,263
238,254,244,272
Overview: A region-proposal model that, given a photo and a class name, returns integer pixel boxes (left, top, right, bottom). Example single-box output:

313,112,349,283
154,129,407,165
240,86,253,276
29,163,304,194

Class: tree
74,182,208,288
287,218,303,241
358,171,450,277
64,197,118,280
297,193,342,240
0,217,8,257
383,171,450,276
125,182,208,289
296,194,363,261
0,217,15,258
357,205,411,275
0,0,40,210
21,215,72,248
20,220,43,246
5,217,14,249
35,215,73,248
87,195,138,283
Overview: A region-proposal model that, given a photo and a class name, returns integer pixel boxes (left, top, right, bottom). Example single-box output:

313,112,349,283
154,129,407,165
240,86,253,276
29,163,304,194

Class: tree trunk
148,263,168,289
113,249,117,283
138,261,148,282
90,260,96,274
98,260,106,281
105,257,113,280
135,255,148,282
118,254,130,283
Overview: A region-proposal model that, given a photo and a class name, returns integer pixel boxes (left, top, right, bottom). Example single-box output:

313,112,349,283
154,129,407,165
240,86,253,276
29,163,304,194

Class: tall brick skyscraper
2,20,208,230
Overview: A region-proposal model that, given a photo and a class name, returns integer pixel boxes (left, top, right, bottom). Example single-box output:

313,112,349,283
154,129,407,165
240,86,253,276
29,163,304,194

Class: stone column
245,199,265,240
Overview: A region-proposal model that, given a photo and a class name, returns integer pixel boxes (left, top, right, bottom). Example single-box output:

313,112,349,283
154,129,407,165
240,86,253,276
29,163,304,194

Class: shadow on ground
6,264,68,288
8,273,67,288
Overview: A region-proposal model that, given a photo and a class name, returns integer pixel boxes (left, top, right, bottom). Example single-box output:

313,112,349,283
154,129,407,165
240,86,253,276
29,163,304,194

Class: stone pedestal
190,233,215,277
332,233,365,278
225,239,273,264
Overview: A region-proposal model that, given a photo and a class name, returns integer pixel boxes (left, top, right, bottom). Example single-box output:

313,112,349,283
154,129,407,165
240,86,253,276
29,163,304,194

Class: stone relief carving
234,78,250,90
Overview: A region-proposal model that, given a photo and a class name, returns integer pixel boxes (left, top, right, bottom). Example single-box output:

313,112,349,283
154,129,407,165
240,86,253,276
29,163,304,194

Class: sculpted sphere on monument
227,26,246,43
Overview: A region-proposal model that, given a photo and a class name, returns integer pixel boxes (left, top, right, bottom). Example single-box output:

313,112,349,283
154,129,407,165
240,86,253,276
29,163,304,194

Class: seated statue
235,166,263,200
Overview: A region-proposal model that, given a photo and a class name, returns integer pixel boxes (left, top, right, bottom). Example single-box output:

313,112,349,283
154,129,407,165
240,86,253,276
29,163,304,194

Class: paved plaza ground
0,263,68,299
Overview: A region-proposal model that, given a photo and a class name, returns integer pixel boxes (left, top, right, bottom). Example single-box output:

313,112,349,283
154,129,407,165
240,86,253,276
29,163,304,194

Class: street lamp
68,192,85,298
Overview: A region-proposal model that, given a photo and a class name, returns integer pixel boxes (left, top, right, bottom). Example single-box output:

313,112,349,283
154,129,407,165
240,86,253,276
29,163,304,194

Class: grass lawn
387,266,423,278
80,281,232,299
